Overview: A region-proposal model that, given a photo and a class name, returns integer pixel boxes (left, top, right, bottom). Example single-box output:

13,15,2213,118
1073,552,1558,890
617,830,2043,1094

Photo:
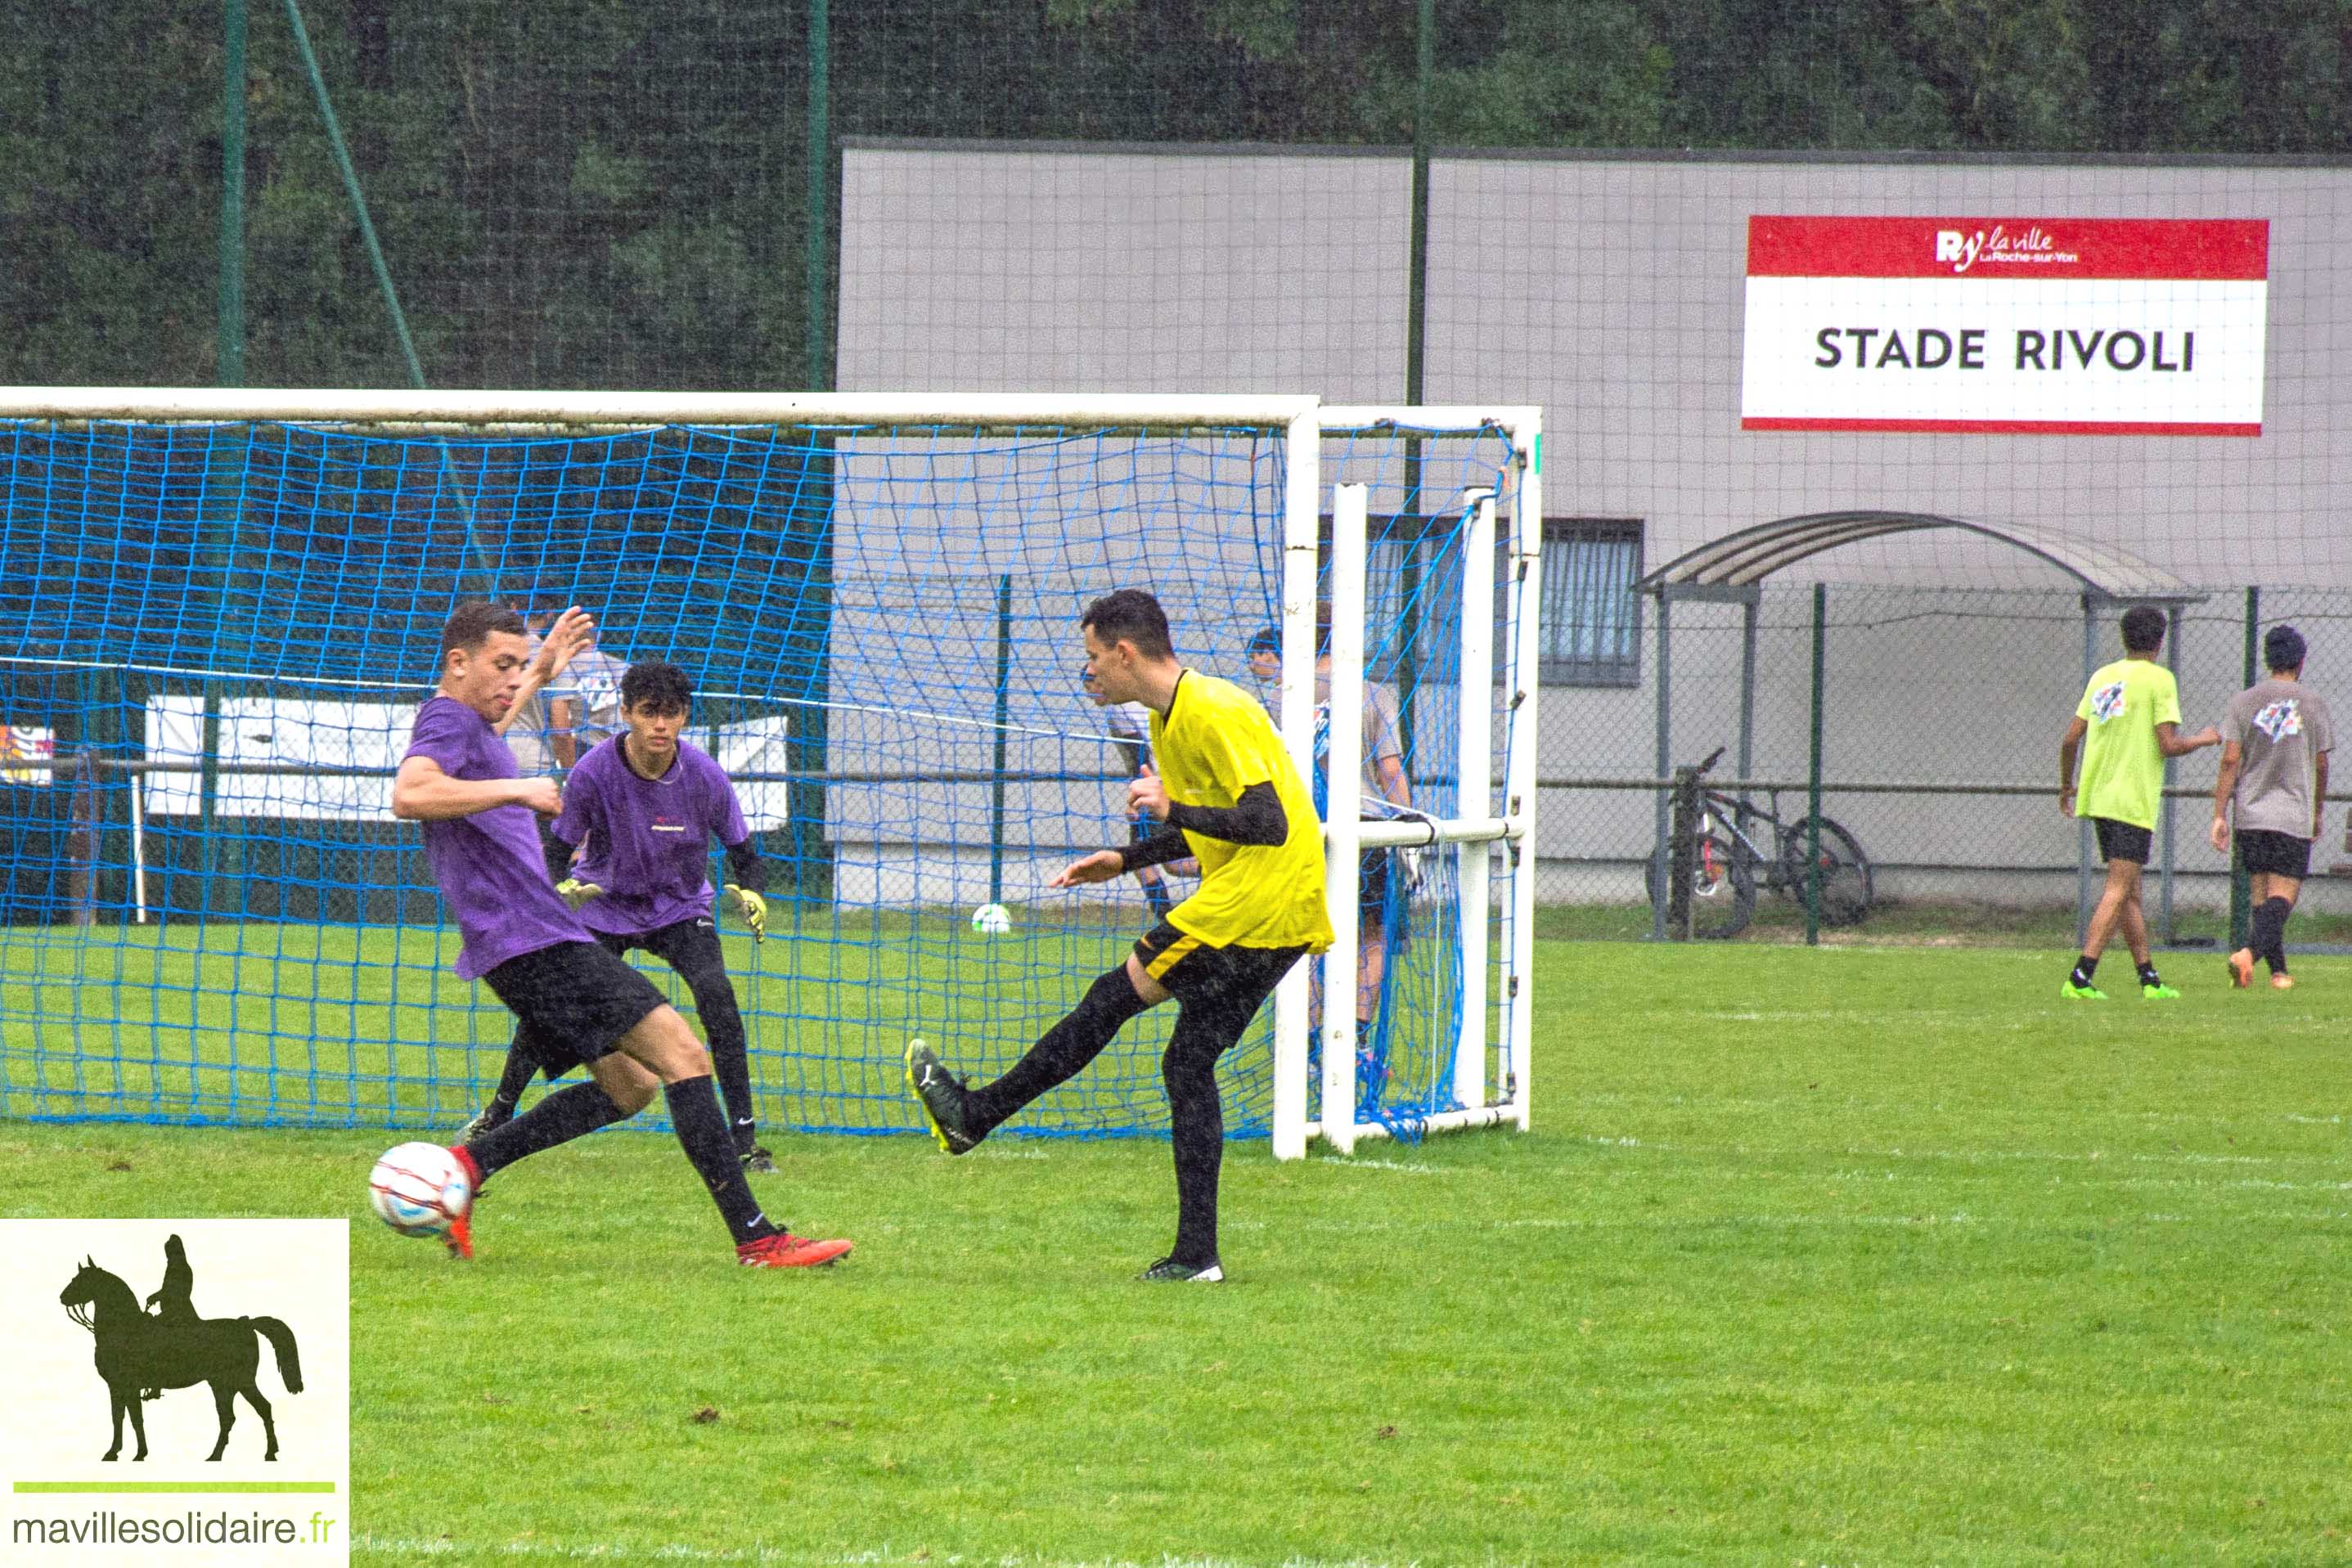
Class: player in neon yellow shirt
2057,605,2219,1000
902,589,1332,1283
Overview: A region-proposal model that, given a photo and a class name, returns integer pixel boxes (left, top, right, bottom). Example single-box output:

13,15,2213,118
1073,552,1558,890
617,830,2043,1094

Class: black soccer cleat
737,1141,778,1174
1136,1255,1225,1284
454,1106,508,1146
904,1040,982,1154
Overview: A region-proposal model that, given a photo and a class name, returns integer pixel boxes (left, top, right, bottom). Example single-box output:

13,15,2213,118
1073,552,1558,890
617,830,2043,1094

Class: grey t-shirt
2223,677,2334,839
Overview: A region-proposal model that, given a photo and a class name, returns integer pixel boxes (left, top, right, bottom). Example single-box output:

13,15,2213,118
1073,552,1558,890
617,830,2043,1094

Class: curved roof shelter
1636,511,2201,603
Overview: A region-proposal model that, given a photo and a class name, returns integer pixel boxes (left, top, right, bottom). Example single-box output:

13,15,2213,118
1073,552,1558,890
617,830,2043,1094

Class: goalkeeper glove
1399,846,1429,898
554,878,605,910
724,883,768,943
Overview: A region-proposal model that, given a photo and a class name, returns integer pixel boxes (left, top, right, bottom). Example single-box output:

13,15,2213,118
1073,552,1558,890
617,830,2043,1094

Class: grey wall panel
841,146,1411,400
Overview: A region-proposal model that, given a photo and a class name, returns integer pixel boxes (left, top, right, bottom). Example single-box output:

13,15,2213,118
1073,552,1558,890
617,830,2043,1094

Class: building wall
839,143,2352,910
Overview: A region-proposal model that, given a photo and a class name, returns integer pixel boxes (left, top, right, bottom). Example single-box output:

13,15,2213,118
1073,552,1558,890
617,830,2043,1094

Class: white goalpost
1275,406,1542,1159
0,385,1535,1154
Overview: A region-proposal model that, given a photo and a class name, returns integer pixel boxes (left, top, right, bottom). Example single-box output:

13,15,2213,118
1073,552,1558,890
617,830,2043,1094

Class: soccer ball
368,1141,471,1239
969,902,1013,935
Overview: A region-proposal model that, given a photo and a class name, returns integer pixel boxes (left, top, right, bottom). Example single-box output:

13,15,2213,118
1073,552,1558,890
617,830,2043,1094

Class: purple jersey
553,735,749,937
402,695,592,979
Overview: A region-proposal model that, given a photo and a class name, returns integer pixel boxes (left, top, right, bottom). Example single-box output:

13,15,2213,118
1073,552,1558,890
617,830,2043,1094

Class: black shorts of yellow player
1133,920,1311,1009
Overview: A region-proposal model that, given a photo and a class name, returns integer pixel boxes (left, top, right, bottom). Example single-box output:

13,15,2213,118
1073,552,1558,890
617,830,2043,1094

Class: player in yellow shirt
904,588,1333,1283
2057,605,2219,1000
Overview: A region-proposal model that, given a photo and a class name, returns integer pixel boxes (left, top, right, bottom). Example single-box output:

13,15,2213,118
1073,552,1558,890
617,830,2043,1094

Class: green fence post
1806,582,1827,947
2230,586,2258,950
220,0,245,387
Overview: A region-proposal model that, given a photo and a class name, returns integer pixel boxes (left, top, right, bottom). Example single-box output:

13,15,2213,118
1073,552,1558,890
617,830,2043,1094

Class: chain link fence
1530,582,2352,943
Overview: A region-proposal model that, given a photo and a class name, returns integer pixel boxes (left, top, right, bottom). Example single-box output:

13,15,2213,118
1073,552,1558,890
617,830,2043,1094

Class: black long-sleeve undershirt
1116,780,1287,872
723,838,769,894
544,829,579,886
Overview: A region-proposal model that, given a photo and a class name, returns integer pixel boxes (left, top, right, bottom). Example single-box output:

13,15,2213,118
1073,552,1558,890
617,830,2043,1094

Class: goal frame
0,386,1536,1157
1283,407,1542,1158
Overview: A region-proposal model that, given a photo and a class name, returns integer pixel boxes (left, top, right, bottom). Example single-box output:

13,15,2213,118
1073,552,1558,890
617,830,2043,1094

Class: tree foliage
3,0,2345,389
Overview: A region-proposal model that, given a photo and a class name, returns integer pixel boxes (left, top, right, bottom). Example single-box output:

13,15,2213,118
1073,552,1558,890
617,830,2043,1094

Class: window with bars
1523,519,1643,687
1330,514,1644,690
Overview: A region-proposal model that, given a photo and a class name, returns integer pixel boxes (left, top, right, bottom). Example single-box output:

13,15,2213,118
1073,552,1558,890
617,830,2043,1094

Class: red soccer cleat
444,1146,483,1260
2225,948,2255,989
736,1232,853,1269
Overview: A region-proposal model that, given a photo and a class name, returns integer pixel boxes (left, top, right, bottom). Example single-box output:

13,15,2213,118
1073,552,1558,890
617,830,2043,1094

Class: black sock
2251,896,2292,974
1164,996,1257,1267
2069,955,2099,988
487,1043,538,1118
686,973,757,1134
2136,960,2162,988
966,968,1151,1134
470,1081,632,1179
663,1076,776,1246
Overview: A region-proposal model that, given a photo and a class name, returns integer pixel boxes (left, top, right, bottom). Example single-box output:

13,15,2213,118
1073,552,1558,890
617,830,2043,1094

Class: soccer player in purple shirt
459,659,777,1170
392,601,849,1269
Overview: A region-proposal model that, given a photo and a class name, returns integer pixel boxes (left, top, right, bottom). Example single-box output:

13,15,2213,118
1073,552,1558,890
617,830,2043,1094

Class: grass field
7,938,2352,1565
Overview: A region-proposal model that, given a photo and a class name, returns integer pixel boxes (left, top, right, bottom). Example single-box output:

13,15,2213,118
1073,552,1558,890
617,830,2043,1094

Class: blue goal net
0,406,1518,1140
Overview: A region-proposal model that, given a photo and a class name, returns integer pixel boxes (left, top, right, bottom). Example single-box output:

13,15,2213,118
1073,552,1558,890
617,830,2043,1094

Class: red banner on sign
1747,216,2269,281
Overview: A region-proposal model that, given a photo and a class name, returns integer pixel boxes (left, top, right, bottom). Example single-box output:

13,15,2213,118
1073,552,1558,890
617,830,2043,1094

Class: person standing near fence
1245,618,1417,1058
2058,604,2219,1001
2210,624,2332,991
551,627,630,769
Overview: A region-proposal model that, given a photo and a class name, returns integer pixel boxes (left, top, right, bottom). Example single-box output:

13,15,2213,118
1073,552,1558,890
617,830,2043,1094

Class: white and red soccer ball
368,1141,472,1239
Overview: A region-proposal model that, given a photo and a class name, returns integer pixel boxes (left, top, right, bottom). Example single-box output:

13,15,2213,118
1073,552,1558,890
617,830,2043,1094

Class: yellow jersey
1149,671,1334,953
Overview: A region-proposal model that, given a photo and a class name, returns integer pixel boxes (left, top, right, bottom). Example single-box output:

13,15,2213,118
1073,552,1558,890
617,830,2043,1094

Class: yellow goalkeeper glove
554,878,604,910
724,883,768,943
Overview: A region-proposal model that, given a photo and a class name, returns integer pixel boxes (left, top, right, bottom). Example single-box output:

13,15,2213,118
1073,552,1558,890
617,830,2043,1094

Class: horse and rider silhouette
58,1236,303,1462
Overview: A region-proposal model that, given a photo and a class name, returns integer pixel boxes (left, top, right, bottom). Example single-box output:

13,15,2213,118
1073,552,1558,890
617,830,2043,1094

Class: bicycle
1646,748,1875,939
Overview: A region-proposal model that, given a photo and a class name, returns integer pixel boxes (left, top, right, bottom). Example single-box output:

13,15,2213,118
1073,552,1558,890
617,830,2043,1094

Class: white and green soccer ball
969,902,1014,936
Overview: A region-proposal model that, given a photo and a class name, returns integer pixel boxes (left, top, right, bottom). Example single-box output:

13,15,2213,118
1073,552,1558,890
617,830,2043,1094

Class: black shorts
2091,817,2154,867
2237,829,2314,879
1133,921,1309,1010
482,941,668,1078
592,916,726,982
1358,850,1408,938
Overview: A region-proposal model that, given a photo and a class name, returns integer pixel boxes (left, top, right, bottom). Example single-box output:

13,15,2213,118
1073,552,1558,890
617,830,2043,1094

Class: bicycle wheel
1645,827,1758,940
1779,817,1874,927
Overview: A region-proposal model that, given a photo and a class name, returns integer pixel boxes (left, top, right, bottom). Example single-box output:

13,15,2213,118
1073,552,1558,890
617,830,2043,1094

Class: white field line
1564,1131,2350,1172
352,1539,1442,1568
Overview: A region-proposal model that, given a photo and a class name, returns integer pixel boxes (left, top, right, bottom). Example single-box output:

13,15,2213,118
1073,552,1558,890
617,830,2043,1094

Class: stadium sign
1740,216,2269,434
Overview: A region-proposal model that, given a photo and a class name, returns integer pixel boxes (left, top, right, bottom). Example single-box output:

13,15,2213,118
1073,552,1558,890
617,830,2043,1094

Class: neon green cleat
903,1039,981,1155
2061,982,2107,1000
2142,982,2182,1000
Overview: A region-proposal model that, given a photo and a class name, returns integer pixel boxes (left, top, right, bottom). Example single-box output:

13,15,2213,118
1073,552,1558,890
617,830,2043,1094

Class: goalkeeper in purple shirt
459,659,779,1172
395,602,847,1269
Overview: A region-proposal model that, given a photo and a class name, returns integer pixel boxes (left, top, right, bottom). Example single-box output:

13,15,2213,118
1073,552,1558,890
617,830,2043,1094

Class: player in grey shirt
2210,623,2332,990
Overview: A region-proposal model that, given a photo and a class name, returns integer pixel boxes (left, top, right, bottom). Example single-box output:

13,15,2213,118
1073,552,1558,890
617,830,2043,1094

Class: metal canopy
1635,510,2203,603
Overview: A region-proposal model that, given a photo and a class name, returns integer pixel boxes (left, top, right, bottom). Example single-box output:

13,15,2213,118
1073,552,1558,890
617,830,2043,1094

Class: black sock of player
663,1075,776,1245
2136,959,2162,988
2069,955,2099,988
2252,896,2292,973
470,1081,632,1179
966,968,1150,1134
688,977,758,1135
1163,999,1252,1268
486,1045,537,1119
